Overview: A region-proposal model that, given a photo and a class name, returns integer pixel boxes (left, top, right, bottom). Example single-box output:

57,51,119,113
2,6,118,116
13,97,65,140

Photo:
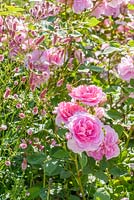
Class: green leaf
79,153,87,169
94,188,110,200
28,186,41,200
130,79,134,87
39,188,47,200
27,153,46,165
88,17,100,27
107,109,122,120
44,160,62,176
102,46,120,55
89,65,104,73
128,40,134,47
112,124,124,137
52,149,69,159
95,171,108,183
60,169,71,179
110,167,127,177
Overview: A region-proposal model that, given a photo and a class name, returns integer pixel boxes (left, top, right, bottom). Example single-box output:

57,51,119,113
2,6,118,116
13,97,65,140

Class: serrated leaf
27,153,46,165
110,167,127,176
44,160,62,176
52,149,69,159
94,188,110,200
60,170,71,179
112,124,124,137
107,109,122,120
95,171,108,183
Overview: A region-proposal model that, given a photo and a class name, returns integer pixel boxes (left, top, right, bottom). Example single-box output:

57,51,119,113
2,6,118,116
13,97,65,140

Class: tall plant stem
74,155,86,200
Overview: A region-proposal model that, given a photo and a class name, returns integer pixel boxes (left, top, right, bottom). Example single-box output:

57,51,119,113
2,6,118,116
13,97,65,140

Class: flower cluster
55,85,120,161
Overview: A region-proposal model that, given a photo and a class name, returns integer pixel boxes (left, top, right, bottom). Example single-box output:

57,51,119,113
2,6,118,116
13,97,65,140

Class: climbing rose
67,112,104,153
117,56,134,82
69,85,106,106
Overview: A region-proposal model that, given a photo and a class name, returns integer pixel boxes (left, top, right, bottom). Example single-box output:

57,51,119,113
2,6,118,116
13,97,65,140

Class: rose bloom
117,56,134,82
87,125,120,160
69,85,106,106
73,0,93,13
55,102,85,126
67,112,104,153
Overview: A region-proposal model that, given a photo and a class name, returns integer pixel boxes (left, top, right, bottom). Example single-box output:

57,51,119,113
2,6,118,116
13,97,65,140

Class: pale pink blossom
21,158,27,171
19,112,25,119
73,0,93,13
30,1,60,20
5,161,11,166
87,125,120,160
32,106,38,115
26,50,50,73
29,72,49,91
55,102,86,126
3,87,11,99
67,112,104,153
117,56,134,82
0,54,4,62
57,79,64,87
69,85,106,106
16,103,22,109
74,49,85,64
19,143,27,149
27,129,33,135
95,107,105,119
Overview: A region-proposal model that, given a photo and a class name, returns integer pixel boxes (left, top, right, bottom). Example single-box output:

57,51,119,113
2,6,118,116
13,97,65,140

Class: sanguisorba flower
67,112,104,153
87,125,120,160
55,102,86,126
117,55,134,82
69,85,106,106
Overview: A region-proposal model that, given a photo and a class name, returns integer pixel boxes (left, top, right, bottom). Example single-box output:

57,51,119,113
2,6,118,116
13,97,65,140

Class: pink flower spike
19,143,27,149
32,106,38,115
21,158,27,171
5,161,11,166
19,113,25,119
3,88,11,99
0,54,4,62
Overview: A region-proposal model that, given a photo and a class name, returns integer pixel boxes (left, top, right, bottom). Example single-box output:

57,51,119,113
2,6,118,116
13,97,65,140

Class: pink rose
103,125,120,160
87,125,120,160
73,0,93,13
55,102,85,126
69,85,106,106
67,113,104,153
117,56,134,82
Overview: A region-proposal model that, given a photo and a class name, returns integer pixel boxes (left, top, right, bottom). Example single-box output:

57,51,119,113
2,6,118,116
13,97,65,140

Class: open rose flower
67,112,104,153
87,125,120,160
117,56,134,82
69,85,106,106
55,102,85,126
73,0,93,13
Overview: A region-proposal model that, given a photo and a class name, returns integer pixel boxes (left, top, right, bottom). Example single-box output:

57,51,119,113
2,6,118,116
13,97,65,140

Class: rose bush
0,0,134,200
